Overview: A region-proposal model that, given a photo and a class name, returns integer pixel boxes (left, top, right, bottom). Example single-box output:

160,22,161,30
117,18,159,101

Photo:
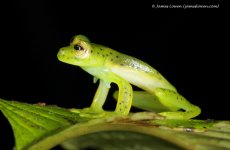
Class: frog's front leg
98,72,133,115
79,72,133,117
88,72,133,116
155,88,201,119
95,72,133,115
90,79,110,113
75,79,110,118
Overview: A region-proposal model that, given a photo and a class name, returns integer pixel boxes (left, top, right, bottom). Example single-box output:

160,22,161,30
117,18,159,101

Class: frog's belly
111,67,176,93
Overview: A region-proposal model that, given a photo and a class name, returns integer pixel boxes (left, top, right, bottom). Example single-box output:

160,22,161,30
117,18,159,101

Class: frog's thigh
155,88,201,119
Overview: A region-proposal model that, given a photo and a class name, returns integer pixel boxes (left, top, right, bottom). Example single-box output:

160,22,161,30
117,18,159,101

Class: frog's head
57,35,94,66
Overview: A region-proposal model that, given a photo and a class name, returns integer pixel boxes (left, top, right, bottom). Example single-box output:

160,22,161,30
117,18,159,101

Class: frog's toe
80,111,106,118
79,108,107,118
69,108,82,114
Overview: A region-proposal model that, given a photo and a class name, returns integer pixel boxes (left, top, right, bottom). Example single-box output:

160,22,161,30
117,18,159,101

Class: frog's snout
57,48,65,60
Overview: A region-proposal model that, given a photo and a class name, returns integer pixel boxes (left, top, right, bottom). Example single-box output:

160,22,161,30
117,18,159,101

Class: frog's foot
159,104,201,119
81,108,106,118
70,107,115,119
70,107,126,119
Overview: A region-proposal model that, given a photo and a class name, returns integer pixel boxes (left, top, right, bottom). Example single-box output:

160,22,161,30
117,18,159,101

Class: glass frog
57,35,201,119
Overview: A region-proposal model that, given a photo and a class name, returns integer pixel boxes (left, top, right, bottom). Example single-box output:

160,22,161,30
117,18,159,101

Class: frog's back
106,52,177,93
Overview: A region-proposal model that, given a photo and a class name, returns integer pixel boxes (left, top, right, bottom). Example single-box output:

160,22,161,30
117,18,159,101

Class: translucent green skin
57,35,201,119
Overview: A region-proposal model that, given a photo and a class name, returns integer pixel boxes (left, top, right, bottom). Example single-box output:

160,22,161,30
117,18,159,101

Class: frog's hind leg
113,91,169,112
154,88,201,119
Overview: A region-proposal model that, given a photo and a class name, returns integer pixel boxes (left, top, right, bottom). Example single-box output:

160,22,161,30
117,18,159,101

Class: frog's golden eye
74,44,84,51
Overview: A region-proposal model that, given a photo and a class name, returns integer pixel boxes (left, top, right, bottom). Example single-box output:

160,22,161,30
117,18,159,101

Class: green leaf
1,98,230,150
0,98,85,150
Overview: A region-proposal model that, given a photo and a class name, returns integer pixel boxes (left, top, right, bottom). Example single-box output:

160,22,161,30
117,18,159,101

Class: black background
0,1,227,149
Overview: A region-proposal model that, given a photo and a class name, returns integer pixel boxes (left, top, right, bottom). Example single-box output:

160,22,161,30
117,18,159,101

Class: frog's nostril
59,49,65,55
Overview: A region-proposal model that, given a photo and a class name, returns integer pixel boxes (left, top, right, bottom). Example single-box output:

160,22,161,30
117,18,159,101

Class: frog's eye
74,45,84,51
